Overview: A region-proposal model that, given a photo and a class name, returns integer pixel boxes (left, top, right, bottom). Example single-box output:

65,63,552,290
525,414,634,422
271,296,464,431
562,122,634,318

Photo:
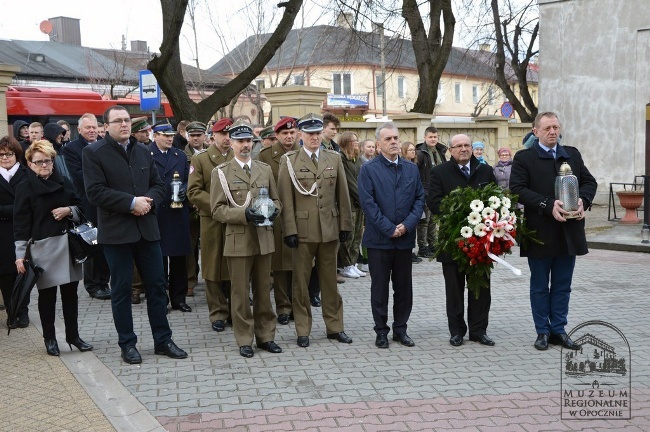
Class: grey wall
538,0,650,203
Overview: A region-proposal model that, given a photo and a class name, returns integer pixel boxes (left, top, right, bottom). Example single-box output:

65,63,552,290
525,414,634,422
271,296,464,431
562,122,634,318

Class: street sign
139,70,160,111
500,101,514,118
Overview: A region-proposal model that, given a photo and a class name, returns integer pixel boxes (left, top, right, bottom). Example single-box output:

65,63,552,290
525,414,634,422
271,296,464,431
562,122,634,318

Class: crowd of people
3,109,594,360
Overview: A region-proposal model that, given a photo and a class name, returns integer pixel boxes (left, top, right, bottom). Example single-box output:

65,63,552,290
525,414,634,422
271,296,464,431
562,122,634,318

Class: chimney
336,12,354,28
131,40,148,52
48,16,81,45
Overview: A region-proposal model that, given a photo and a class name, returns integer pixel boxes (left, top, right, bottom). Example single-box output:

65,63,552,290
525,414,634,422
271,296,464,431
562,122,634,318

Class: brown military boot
187,287,194,297
131,288,141,304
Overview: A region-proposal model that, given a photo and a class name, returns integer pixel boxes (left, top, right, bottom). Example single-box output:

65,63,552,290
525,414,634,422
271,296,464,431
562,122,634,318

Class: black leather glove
178,187,187,201
268,207,280,222
339,231,352,242
245,207,266,224
283,235,299,248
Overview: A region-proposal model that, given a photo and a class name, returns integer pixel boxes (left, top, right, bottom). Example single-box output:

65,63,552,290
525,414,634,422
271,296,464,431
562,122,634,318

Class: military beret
131,117,151,133
212,118,233,133
259,126,276,140
297,113,323,133
228,119,254,140
186,121,207,134
274,116,297,133
152,123,175,135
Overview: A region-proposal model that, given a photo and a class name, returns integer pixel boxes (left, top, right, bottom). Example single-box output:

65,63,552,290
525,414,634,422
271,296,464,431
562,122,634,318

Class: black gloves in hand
339,231,352,242
268,207,280,222
178,188,187,201
283,235,299,248
245,207,266,224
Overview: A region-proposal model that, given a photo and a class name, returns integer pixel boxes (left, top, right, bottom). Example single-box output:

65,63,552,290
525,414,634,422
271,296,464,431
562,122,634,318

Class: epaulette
322,148,340,156
255,160,270,167
195,148,208,155
216,162,229,169
259,146,272,154
284,150,298,157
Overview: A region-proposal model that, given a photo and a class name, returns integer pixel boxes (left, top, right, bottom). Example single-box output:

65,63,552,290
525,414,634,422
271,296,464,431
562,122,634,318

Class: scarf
0,162,20,183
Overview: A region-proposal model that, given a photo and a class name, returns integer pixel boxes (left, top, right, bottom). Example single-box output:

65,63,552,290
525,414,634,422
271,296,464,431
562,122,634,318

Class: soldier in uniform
187,118,233,332
131,117,153,145
211,120,282,358
259,126,277,149
256,117,299,325
277,113,353,348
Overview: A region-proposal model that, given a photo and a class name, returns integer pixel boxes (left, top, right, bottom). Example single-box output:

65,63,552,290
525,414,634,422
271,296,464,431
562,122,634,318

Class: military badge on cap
152,122,175,135
186,121,207,134
274,116,297,133
131,117,151,133
228,119,254,140
297,113,324,133
211,118,233,133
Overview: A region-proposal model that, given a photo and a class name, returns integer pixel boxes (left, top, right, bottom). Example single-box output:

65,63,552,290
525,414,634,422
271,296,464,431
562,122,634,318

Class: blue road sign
500,101,514,118
139,70,160,111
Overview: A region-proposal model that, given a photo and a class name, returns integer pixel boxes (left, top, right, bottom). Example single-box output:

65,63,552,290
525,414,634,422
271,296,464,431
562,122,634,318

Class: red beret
211,118,233,133
274,117,297,133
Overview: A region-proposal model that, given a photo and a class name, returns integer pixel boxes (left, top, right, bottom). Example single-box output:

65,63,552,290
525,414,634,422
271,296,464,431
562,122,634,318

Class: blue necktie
549,149,555,159
461,165,470,178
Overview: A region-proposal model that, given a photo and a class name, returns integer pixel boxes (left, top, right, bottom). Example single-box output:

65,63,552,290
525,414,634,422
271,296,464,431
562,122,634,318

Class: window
454,83,462,103
293,74,305,85
488,87,495,105
472,85,479,104
333,73,352,95
436,81,444,104
376,75,384,97
255,79,265,90
398,76,406,98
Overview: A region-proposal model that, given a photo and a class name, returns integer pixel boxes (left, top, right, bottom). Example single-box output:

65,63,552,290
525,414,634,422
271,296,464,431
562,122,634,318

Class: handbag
67,210,101,264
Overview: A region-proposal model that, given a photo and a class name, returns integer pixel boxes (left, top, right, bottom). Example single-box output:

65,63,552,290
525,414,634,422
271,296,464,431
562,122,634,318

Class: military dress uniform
277,139,353,343
210,157,281,352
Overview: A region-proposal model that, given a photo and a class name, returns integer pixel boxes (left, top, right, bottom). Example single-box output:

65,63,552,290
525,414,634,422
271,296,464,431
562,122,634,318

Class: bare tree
148,0,304,123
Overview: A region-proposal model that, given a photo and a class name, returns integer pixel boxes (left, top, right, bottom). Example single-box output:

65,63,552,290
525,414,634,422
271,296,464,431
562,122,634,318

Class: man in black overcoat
427,133,498,348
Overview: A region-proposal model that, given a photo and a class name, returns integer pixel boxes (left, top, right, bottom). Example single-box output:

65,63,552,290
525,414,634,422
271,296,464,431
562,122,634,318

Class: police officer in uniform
277,113,353,348
211,120,282,358
256,117,299,325
187,118,233,332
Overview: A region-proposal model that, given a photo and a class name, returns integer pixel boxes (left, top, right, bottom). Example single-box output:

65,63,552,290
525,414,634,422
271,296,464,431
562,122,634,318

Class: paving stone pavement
1,204,649,431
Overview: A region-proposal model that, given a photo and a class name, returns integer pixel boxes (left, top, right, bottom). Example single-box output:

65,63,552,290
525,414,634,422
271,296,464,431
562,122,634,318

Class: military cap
297,113,324,133
152,122,175,135
186,121,207,134
212,118,233,133
259,126,276,140
274,116,297,133
228,119,254,140
131,117,151,133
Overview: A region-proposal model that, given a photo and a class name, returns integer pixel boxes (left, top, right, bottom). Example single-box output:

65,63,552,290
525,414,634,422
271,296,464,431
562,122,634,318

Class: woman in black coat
14,140,93,356
0,136,28,328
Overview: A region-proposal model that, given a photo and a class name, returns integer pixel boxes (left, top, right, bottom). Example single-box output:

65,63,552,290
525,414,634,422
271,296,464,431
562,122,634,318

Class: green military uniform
256,141,300,316
210,158,280,347
277,147,353,337
183,143,202,292
187,145,233,323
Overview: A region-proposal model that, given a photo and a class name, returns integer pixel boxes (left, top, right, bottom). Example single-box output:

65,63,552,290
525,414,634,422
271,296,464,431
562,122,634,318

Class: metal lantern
555,162,579,218
251,187,275,226
170,171,184,208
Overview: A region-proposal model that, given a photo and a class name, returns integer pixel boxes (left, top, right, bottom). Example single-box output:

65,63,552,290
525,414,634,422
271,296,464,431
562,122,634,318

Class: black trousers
38,281,79,340
441,263,491,338
163,255,188,307
83,252,111,293
308,266,320,298
368,248,413,335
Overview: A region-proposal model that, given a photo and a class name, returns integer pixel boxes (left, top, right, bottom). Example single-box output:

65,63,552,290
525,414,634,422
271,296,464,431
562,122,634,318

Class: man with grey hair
358,122,424,348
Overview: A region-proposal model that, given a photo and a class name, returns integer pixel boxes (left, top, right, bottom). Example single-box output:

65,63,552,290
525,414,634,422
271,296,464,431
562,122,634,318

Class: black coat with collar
0,164,27,274
509,143,597,258
62,135,98,223
82,134,165,245
427,155,497,264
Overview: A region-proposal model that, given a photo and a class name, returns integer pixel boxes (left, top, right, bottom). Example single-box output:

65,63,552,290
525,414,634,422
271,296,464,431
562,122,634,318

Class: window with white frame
376,75,384,97
397,76,406,98
472,85,479,104
293,74,305,85
333,73,352,95
255,79,265,89
436,81,444,104
454,83,462,103
488,87,495,105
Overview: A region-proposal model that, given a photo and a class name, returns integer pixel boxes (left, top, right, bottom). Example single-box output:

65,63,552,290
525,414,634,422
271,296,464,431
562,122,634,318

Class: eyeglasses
451,144,472,149
30,159,53,166
0,152,15,158
108,118,132,125
407,148,416,152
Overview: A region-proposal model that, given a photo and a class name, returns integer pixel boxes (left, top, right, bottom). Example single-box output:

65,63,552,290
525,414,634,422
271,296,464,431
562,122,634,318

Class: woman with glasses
13,140,93,356
494,147,514,190
0,136,28,327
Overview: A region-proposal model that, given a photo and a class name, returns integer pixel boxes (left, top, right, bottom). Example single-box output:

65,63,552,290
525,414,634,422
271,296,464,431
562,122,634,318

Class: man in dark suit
63,113,111,300
83,105,187,364
428,134,498,348
149,123,192,313
510,111,597,351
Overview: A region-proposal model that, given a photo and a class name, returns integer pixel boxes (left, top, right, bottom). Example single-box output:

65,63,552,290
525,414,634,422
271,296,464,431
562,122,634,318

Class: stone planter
616,190,644,224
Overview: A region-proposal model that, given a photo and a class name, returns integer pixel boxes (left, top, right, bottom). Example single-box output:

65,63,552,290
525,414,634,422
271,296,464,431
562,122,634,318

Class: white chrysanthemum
460,226,473,238
488,196,501,209
493,227,505,238
502,197,511,208
467,212,482,225
508,214,517,224
504,224,514,232
500,207,510,218
470,199,484,212
474,223,487,237
482,207,496,219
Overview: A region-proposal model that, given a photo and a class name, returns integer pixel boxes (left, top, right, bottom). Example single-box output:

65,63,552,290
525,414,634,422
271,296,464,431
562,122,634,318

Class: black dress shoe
277,314,290,325
375,334,389,349
89,288,111,300
393,332,415,347
121,346,142,364
534,334,549,351
155,340,188,359
211,320,225,332
17,313,30,328
239,345,254,358
172,303,192,312
327,331,352,344
297,336,310,347
310,295,321,307
257,341,282,353
412,253,422,263
549,333,581,350
67,337,93,352
469,334,495,346
45,339,60,356
449,335,463,347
